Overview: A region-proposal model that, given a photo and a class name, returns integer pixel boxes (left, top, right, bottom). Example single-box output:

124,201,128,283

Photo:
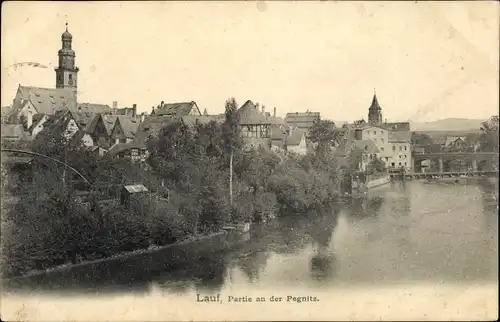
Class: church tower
55,23,79,94
368,91,383,125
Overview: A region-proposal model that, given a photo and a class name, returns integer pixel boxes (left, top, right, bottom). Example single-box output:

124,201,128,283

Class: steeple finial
65,22,68,31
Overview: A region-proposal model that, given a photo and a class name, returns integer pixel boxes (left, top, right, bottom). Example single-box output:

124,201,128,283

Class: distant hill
410,118,484,132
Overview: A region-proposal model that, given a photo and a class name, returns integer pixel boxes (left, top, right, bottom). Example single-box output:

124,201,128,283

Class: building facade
238,100,272,149
284,111,320,132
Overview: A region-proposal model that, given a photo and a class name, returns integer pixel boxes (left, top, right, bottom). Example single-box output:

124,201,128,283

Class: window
404,162,407,166
392,145,396,152
374,131,377,135
381,138,384,143
404,145,407,151
381,147,384,152
381,131,384,134
404,155,406,158
385,157,389,161
391,162,395,167
399,162,402,166
399,146,402,151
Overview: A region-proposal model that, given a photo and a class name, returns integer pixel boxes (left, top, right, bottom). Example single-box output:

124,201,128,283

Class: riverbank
366,175,391,189
2,226,249,290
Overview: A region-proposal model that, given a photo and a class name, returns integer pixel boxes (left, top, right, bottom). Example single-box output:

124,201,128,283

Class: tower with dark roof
368,91,382,125
55,23,79,94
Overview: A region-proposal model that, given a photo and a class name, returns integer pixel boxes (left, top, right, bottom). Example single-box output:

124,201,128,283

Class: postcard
1,1,498,321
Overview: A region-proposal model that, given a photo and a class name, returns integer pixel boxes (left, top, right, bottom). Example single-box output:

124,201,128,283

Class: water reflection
5,180,498,295
151,253,230,295
235,224,270,283
309,209,339,281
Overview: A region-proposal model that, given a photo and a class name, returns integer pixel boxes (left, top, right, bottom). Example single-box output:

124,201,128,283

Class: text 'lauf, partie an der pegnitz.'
196,294,319,304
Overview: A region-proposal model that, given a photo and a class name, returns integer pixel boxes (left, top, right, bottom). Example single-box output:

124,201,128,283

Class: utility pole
230,149,233,206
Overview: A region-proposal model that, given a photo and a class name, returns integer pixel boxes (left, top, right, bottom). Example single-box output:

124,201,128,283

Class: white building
352,124,412,171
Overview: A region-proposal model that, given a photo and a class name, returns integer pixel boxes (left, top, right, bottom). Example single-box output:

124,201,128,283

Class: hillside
411,118,484,132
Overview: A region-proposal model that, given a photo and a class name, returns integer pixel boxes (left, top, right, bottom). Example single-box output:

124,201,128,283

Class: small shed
120,184,149,208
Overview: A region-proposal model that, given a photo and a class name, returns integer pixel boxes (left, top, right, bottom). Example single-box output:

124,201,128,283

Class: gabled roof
270,124,287,140
444,135,466,147
27,113,49,132
153,101,200,117
69,110,98,131
286,129,307,146
14,85,77,115
38,109,94,136
122,184,148,193
238,100,271,125
352,139,380,154
77,103,113,114
133,115,177,148
102,115,119,135
115,116,140,138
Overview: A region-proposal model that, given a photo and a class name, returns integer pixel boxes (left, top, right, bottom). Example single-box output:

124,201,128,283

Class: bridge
411,151,498,173
390,170,499,180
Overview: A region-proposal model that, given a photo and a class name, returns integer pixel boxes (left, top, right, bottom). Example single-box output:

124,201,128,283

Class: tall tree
222,97,241,206
479,115,499,153
308,120,337,156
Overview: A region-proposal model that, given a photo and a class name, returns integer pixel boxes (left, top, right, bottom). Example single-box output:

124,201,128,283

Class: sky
1,1,498,123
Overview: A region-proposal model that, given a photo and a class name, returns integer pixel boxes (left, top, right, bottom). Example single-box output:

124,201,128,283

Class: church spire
368,90,382,125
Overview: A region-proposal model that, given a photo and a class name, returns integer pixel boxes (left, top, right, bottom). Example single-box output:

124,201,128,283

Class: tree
478,115,499,153
30,122,101,187
222,97,241,206
366,156,386,175
411,132,433,146
308,120,338,156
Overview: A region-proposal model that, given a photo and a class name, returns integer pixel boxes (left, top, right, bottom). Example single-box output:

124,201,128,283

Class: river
145,179,498,295
9,178,496,296
2,179,498,320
